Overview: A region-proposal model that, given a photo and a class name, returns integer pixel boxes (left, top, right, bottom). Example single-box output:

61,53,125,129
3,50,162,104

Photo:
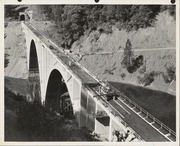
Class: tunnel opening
20,14,25,21
28,40,41,102
45,69,73,118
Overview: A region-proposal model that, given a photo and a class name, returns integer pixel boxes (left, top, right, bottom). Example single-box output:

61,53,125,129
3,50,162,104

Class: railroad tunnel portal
20,14,25,21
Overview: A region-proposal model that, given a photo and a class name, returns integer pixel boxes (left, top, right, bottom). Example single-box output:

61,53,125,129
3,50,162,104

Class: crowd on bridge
112,129,138,142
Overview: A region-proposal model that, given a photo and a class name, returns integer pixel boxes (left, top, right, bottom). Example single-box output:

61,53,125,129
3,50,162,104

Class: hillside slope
30,10,176,95
4,21,28,79
4,5,176,95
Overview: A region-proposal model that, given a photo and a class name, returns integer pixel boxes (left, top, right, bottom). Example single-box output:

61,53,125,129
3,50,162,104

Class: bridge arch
28,39,41,102
29,40,39,70
45,69,73,116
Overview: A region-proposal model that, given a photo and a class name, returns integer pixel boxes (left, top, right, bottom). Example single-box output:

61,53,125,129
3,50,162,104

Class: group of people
112,130,137,142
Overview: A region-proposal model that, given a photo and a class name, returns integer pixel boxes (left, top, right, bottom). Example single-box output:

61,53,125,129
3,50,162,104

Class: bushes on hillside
17,101,62,140
138,63,147,74
120,73,126,80
162,65,176,83
121,39,144,73
160,5,176,19
137,71,159,86
4,53,9,68
16,101,97,141
37,5,175,48
5,87,97,141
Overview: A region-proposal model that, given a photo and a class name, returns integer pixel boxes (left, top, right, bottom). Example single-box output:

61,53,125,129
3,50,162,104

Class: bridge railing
107,83,176,139
85,85,145,141
119,117,145,141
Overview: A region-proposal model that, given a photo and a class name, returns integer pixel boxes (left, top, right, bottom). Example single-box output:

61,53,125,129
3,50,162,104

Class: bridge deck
108,99,169,141
24,22,171,142
26,23,99,85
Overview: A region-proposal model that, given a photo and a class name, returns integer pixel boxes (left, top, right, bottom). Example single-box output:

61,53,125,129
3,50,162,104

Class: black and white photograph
1,0,179,145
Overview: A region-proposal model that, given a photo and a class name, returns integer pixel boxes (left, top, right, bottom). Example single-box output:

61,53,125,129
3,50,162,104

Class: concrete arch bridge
22,22,176,142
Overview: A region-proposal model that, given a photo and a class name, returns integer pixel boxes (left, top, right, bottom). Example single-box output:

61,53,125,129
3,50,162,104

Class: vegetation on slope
5,87,99,141
4,5,176,90
28,5,175,49
27,5,176,93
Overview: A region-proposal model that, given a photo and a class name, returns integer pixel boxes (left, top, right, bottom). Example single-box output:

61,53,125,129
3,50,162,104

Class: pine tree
121,39,133,69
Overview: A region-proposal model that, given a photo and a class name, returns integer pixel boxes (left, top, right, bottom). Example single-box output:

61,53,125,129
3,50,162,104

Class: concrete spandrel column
109,118,112,142
94,104,110,140
28,71,41,102
94,102,98,132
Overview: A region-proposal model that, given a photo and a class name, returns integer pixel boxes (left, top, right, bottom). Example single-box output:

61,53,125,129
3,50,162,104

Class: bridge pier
94,103,110,141
80,87,96,130
109,118,113,141
71,78,81,125
28,69,41,102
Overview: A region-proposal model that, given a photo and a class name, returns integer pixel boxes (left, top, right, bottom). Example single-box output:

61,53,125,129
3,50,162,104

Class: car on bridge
99,83,119,101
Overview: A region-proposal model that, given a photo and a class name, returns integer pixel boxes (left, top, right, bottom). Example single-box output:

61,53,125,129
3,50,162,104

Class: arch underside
28,40,41,102
29,40,38,70
45,69,73,117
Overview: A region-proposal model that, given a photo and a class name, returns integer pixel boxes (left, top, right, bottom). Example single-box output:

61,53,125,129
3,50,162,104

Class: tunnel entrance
45,69,73,118
28,40,41,102
20,14,25,21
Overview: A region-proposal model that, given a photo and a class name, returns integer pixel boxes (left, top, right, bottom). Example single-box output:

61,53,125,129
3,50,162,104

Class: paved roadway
108,99,169,141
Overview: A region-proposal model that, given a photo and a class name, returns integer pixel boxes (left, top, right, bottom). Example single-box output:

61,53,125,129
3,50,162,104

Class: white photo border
0,0,179,146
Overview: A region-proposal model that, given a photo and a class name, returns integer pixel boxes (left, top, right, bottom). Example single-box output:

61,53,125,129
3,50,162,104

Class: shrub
138,64,146,74
121,40,144,73
162,66,176,83
4,22,8,27
129,55,144,73
104,69,114,75
4,53,9,68
120,73,126,80
138,71,158,86
98,28,104,33
16,100,97,141
17,102,64,140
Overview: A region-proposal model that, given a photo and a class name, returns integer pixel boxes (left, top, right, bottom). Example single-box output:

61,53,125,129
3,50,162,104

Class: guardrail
120,118,145,141
85,85,145,141
99,93,145,141
107,82,176,139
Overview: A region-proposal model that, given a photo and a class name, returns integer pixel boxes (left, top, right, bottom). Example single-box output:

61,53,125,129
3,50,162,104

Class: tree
61,5,87,49
121,39,134,70
4,53,9,68
163,66,176,83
